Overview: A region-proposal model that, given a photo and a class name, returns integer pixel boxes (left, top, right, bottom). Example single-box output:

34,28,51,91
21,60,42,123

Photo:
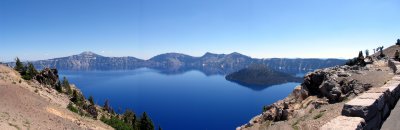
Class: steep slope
0,65,112,130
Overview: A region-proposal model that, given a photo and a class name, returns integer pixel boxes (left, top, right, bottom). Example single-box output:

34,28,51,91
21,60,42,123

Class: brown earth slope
0,65,113,130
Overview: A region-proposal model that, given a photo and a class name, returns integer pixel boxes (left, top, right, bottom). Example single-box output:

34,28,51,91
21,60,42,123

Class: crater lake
59,68,303,130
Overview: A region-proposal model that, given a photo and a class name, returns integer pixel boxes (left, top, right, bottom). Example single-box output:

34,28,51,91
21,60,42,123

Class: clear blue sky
1,0,399,62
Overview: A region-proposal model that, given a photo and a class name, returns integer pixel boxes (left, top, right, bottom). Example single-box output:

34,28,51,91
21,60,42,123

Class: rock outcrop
34,68,60,87
238,65,371,130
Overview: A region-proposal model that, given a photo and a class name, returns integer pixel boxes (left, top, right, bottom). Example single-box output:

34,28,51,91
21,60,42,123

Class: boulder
319,79,343,103
337,71,351,77
291,85,309,102
261,103,289,121
302,70,329,95
34,68,60,87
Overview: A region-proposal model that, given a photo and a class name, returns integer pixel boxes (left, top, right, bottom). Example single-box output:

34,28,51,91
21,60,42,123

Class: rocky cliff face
11,52,346,75
32,52,144,70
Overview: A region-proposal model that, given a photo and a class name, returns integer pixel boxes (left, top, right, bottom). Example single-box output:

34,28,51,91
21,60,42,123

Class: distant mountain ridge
10,51,347,75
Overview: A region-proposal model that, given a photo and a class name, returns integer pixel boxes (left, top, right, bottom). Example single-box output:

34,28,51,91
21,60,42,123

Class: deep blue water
59,68,300,130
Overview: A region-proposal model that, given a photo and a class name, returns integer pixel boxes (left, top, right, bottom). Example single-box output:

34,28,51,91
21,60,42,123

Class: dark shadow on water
225,78,303,91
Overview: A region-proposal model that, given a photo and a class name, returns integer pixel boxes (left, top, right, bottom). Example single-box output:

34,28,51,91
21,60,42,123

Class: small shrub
308,108,313,113
8,123,21,130
55,82,63,93
292,120,300,130
34,89,39,93
67,103,79,114
313,112,324,119
86,105,98,119
101,116,133,130
262,106,268,112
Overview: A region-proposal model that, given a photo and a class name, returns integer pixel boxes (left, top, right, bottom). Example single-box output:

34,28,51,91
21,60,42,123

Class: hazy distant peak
204,52,215,55
226,52,251,59
78,51,101,57
229,52,243,55
202,52,220,57
152,52,191,57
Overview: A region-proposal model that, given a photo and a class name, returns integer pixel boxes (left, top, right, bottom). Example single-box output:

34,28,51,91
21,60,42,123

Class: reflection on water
59,68,308,130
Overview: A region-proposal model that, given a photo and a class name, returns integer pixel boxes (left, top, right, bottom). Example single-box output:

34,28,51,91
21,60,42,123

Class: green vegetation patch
313,112,324,119
101,116,134,130
67,103,79,114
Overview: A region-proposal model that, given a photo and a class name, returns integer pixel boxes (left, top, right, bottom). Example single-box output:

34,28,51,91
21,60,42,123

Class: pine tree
88,95,95,106
358,51,364,60
71,89,83,106
103,99,109,111
396,39,400,45
71,90,78,102
23,63,38,80
365,49,369,57
379,46,385,58
55,81,63,93
62,77,72,95
139,112,154,130
14,57,25,73
123,109,136,128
